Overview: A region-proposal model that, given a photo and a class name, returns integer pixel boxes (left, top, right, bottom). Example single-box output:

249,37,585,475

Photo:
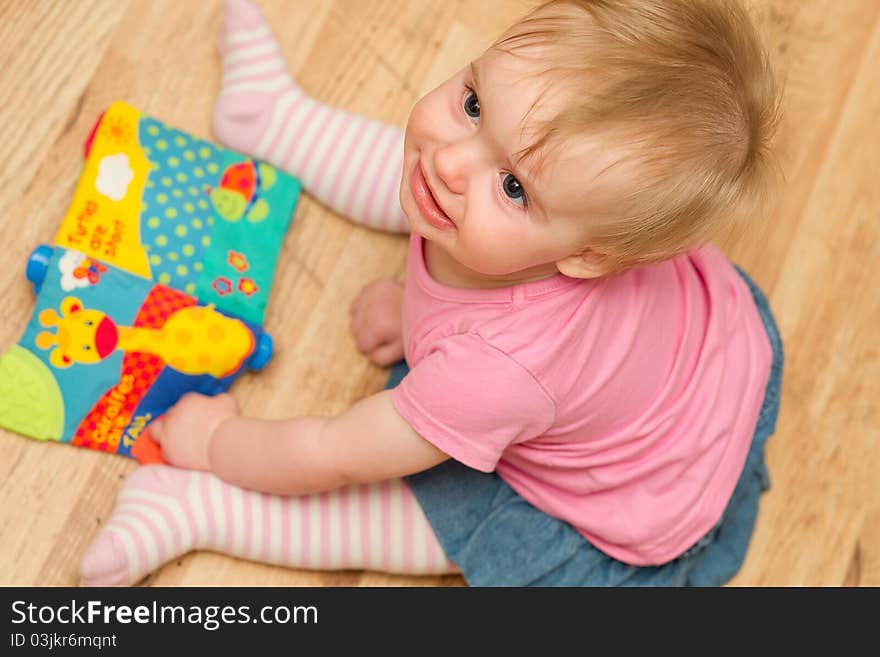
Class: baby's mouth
423,175,447,215
412,159,456,230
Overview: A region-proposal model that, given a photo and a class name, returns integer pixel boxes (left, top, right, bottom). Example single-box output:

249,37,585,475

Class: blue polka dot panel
138,115,223,298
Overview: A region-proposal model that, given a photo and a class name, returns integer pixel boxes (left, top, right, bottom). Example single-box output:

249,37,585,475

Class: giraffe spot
169,356,187,371
207,324,225,342
175,329,192,345
197,353,212,369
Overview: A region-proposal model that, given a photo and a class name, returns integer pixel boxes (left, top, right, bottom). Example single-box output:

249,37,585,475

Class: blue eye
463,88,480,122
502,173,526,206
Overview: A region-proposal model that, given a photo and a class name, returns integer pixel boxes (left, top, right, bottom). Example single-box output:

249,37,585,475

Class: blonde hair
496,0,783,272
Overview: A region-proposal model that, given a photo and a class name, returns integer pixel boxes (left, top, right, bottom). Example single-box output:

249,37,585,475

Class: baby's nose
433,140,478,196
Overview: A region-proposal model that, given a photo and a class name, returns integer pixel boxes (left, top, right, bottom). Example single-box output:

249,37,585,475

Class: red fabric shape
71,285,196,454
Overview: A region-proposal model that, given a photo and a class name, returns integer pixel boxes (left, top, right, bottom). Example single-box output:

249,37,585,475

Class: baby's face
400,46,627,282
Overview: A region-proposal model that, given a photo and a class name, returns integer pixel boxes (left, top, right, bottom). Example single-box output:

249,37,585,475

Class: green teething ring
0,346,65,441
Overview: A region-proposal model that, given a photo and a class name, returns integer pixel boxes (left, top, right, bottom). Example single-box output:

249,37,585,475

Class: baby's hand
349,278,405,367
149,392,239,471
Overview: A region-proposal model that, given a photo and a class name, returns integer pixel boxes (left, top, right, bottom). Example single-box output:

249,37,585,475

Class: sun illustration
99,115,136,146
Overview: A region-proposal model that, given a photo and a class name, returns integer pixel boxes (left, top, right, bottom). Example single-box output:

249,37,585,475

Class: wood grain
0,0,876,586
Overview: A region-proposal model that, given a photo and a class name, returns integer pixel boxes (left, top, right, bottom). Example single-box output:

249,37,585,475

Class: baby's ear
555,248,613,279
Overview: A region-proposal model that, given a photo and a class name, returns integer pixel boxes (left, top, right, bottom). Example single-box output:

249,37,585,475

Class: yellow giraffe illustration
35,296,254,378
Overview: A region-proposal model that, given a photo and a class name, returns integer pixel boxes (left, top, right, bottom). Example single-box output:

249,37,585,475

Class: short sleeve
389,333,556,472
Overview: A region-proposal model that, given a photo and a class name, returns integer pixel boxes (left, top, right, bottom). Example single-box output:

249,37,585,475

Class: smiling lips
411,160,455,230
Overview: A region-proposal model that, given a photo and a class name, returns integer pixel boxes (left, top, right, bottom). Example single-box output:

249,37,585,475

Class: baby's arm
151,390,448,496
210,391,447,495
214,0,409,234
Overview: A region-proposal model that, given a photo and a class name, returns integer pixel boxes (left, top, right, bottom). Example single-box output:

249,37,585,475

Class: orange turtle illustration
205,159,278,223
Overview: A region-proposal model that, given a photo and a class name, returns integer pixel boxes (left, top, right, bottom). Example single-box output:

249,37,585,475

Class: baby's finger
352,315,380,352
369,340,404,367
214,392,238,412
355,325,382,353
148,416,165,443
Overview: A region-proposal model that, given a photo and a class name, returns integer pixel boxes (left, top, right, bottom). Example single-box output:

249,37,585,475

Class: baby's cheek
410,82,453,133
463,221,528,274
406,98,435,135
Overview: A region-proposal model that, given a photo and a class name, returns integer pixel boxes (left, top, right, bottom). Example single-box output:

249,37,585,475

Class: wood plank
731,10,880,585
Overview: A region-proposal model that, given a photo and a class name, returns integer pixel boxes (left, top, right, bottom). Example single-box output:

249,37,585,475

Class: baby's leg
80,465,456,586
214,0,409,233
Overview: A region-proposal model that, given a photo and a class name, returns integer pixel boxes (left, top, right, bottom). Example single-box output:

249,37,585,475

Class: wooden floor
0,0,877,587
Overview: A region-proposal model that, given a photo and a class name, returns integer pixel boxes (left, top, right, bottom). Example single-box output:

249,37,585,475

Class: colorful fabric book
0,101,301,462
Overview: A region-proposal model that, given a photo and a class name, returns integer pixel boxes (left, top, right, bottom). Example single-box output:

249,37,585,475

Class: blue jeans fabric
389,267,783,586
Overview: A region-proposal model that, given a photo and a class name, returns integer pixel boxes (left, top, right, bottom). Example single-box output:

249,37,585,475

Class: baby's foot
80,463,459,585
213,0,410,233
213,0,305,157
80,465,201,586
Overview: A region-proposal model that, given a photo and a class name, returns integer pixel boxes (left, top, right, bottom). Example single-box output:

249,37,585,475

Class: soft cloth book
0,101,302,462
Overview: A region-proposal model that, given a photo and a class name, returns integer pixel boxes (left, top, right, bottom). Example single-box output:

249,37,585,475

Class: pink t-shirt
390,234,772,566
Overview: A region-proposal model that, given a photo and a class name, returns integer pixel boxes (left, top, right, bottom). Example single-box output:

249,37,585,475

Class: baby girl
81,0,783,586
